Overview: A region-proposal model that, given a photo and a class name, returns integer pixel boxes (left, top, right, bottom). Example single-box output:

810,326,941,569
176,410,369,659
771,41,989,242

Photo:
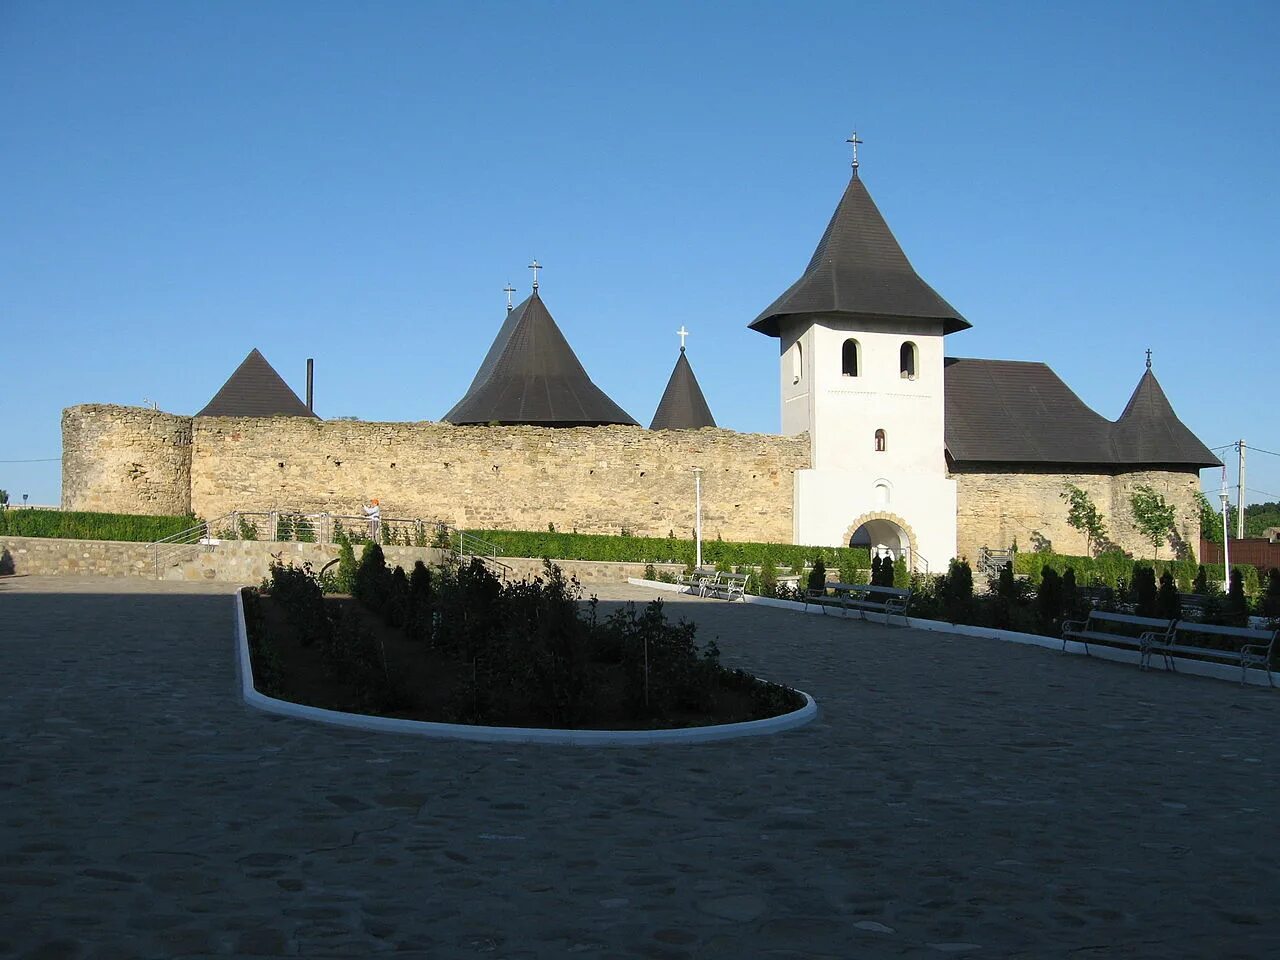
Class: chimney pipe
306,358,314,412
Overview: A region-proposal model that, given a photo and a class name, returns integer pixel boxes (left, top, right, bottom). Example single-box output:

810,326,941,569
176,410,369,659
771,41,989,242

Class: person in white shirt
363,499,381,542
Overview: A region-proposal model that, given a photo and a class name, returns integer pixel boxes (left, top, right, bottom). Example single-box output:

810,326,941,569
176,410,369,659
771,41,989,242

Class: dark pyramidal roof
944,359,1218,467
443,291,637,426
196,348,317,418
751,173,969,337
650,349,716,430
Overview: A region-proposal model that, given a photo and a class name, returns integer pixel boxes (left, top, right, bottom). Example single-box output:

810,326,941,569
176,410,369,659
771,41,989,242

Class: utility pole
1237,440,1247,540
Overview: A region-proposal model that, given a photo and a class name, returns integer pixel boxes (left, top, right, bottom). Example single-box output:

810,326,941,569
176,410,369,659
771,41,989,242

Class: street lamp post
692,467,703,570
1219,475,1231,593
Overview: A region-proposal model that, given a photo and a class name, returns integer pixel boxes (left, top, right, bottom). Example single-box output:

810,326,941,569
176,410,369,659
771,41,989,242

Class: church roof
443,290,637,426
196,348,317,418
750,173,969,338
944,358,1219,468
1112,368,1219,465
650,349,716,430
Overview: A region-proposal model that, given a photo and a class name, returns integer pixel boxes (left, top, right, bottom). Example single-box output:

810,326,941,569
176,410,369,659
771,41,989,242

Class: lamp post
1219,473,1231,592
692,467,703,570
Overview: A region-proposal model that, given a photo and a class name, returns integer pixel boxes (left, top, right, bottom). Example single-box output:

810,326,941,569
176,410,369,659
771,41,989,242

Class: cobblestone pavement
2,575,1278,959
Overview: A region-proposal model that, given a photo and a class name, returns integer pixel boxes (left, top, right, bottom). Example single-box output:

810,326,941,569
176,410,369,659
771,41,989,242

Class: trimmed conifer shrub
1157,571,1181,621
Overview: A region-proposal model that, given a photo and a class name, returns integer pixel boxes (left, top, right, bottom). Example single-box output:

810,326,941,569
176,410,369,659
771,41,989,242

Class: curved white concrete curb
233,590,818,745
624,577,1278,690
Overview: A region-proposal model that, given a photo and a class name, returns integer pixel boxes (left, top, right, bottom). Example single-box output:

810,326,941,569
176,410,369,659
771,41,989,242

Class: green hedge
1014,550,1263,597
465,529,870,571
0,509,198,543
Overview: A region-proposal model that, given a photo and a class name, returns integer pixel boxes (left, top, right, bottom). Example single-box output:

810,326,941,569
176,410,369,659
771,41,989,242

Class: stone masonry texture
62,405,192,516
953,466,1202,562
62,405,1203,558
63,406,810,542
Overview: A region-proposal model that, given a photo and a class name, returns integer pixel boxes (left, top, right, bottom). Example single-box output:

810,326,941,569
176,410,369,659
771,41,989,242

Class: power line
0,457,61,463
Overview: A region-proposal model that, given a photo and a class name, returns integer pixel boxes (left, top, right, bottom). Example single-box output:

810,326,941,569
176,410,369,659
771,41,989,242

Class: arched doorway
843,511,918,568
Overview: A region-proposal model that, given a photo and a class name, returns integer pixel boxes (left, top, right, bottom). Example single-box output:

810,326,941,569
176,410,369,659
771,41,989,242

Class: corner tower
750,136,968,567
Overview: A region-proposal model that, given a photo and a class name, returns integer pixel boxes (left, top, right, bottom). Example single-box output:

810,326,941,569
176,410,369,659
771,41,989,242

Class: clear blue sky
2,1,1277,511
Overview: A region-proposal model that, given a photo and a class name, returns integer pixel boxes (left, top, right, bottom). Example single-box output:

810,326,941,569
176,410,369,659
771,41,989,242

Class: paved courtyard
1,575,1278,959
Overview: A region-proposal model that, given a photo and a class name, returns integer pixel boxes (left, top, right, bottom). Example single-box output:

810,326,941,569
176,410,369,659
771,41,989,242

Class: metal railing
151,513,234,579
457,530,511,578
213,511,453,548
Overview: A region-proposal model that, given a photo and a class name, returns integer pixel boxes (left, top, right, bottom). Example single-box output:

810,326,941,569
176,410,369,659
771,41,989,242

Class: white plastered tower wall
781,314,958,569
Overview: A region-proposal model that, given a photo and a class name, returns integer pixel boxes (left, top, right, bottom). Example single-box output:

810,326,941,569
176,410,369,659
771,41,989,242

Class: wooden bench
808,582,912,622
1061,610,1174,655
1177,593,1213,617
1142,621,1278,686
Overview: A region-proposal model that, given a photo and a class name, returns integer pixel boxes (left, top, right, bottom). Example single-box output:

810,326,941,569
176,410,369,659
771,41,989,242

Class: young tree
1194,490,1221,544
1130,485,1178,558
1061,484,1108,557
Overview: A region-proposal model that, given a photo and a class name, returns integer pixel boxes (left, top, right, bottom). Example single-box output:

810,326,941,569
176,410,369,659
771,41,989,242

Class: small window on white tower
842,339,860,377
900,342,918,380
875,429,887,452
792,340,803,384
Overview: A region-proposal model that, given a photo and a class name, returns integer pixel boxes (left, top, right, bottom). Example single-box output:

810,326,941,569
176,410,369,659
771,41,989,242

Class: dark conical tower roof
750,173,968,337
1112,367,1219,467
443,291,637,426
196,348,317,418
650,349,716,430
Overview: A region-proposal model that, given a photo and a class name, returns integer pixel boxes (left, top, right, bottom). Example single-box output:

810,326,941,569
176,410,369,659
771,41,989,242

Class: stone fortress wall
61,405,1202,558
61,406,193,516
61,406,810,544
953,466,1202,563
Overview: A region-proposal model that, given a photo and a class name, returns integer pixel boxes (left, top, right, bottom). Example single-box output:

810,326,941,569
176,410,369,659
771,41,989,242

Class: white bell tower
750,135,967,570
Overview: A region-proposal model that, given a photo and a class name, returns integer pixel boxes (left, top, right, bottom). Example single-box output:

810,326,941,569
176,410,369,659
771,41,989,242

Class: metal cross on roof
1145,348,1152,370
677,325,689,351
846,129,863,173
503,283,516,312
528,260,542,290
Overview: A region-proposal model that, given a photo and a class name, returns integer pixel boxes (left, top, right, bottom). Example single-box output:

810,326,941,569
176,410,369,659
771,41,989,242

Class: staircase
150,514,235,579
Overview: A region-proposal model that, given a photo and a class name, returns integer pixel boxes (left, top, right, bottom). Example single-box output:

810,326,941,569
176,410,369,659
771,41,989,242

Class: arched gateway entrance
844,511,918,568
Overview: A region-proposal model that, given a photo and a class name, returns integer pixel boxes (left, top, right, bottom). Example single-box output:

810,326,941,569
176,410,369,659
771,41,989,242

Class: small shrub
1038,567,1063,628
892,556,909,589
1132,565,1158,618
807,558,827,595
1157,571,1181,621
643,563,657,581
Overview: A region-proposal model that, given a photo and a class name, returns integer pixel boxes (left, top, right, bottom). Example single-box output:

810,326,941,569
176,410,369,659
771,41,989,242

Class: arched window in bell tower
842,338,860,377
791,340,804,384
875,428,887,452
900,341,918,380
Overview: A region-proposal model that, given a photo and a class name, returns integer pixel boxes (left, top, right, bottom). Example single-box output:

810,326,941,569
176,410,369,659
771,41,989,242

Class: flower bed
241,549,806,731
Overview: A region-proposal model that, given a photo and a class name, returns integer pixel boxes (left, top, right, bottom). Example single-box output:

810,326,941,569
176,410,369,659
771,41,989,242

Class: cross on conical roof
750,173,968,337
196,348,317,418
1112,365,1219,466
650,347,716,430
443,290,637,426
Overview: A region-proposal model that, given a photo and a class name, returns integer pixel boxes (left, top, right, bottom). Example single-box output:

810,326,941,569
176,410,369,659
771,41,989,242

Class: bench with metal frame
706,571,750,601
1060,610,1174,655
1142,620,1278,687
676,567,722,597
807,582,912,621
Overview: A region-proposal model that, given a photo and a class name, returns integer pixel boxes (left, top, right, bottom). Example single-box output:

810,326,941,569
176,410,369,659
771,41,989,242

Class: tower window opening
875,429,887,452
842,338,860,377
791,340,804,384
900,341,918,379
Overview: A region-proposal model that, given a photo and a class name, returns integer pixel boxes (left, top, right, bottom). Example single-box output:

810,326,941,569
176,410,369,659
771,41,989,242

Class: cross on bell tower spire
846,128,863,177
677,325,689,352
1145,348,1152,370
528,260,542,291
503,282,516,313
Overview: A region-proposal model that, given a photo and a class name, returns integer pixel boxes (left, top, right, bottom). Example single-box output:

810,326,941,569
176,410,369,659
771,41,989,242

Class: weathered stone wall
1,537,154,578
187,417,807,543
953,466,1202,562
62,406,192,516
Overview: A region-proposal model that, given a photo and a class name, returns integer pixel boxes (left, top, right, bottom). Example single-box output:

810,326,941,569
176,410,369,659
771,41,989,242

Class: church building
748,140,1217,568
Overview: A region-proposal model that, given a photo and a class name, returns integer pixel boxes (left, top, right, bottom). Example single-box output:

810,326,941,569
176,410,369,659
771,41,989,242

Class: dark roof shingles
196,348,317,418
751,175,968,337
650,350,716,430
444,292,637,426
944,359,1219,468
